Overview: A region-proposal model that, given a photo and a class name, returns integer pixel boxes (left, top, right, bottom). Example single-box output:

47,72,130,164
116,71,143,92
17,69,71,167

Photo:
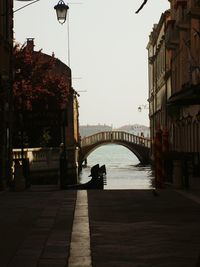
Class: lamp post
54,0,69,188
59,108,68,189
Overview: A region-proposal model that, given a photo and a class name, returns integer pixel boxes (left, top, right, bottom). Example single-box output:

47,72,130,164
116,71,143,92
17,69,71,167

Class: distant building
79,124,112,138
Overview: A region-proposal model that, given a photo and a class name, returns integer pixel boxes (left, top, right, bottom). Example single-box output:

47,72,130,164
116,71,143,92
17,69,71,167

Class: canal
79,144,154,189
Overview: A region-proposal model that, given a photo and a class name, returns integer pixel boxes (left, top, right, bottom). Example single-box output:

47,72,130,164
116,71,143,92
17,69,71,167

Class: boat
67,164,106,190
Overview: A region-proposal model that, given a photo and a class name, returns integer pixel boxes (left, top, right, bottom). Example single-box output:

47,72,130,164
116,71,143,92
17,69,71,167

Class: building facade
147,11,171,140
167,0,200,188
147,0,200,189
33,39,80,185
0,0,13,189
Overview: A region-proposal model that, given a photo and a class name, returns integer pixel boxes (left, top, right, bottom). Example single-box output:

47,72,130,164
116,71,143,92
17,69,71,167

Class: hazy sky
14,0,169,128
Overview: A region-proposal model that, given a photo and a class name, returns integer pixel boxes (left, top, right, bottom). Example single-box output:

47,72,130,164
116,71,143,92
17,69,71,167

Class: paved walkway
88,189,200,267
0,186,77,267
0,187,200,267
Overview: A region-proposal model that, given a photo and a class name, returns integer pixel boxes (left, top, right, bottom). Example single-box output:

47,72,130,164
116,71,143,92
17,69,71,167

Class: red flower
13,43,70,111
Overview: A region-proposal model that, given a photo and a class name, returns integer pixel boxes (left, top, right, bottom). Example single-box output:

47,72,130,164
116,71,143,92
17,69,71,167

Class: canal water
79,144,154,189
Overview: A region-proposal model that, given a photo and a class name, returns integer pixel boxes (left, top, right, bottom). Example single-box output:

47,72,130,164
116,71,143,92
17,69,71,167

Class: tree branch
135,0,148,14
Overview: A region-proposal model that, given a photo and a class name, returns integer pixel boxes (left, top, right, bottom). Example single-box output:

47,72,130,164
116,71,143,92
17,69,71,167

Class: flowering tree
13,43,70,147
13,43,69,111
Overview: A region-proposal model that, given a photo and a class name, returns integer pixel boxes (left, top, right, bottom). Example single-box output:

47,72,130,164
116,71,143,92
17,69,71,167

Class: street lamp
54,0,70,67
54,0,70,188
54,0,69,24
138,104,148,112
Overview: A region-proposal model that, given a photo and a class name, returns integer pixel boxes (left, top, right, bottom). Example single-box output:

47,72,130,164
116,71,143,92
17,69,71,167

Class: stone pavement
88,189,200,267
1,187,200,267
0,186,77,267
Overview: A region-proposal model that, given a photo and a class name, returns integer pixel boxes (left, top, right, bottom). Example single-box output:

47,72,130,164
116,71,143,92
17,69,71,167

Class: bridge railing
81,131,151,148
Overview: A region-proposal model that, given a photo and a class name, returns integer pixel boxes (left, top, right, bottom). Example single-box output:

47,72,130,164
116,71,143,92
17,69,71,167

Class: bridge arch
82,141,144,164
80,131,151,166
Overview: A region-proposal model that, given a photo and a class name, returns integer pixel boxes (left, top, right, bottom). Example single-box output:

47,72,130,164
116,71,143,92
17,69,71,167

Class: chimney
26,38,35,52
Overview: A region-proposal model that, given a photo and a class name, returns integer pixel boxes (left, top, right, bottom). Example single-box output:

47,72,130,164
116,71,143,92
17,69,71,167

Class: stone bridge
80,131,151,166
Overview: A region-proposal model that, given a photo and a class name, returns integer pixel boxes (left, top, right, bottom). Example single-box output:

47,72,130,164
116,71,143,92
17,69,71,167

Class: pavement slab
1,186,200,267
88,189,200,267
0,188,77,267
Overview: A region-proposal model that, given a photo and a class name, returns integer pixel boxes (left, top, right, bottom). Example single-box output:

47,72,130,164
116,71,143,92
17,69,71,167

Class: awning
167,84,200,106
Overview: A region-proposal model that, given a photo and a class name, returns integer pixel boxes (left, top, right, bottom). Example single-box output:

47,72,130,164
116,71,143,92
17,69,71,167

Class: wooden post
154,128,163,189
162,128,169,183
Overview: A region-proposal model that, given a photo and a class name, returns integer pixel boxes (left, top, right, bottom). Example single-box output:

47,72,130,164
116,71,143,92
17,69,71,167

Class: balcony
173,1,189,31
165,20,179,50
167,83,200,106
